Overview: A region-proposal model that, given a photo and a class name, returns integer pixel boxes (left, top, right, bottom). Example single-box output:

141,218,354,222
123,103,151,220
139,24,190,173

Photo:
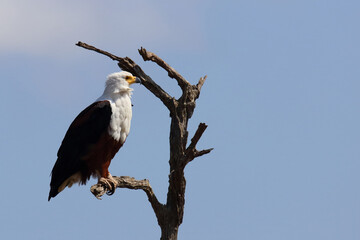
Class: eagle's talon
99,175,117,196
106,189,115,196
106,181,116,195
98,177,110,189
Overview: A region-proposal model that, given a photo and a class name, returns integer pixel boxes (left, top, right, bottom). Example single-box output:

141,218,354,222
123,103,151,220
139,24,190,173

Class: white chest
108,95,132,143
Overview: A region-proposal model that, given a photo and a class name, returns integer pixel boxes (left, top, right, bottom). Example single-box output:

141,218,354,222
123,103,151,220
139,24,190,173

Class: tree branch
138,47,190,91
194,148,214,158
196,75,207,94
188,123,208,150
182,123,213,166
90,176,165,223
76,41,122,61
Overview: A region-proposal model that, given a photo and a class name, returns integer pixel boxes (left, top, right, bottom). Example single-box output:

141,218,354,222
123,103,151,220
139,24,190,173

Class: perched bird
48,71,141,201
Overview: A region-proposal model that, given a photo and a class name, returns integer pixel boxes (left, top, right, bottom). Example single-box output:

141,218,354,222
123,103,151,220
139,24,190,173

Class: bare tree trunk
76,42,213,240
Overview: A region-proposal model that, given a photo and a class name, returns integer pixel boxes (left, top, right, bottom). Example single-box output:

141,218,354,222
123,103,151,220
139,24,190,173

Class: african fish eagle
48,71,140,201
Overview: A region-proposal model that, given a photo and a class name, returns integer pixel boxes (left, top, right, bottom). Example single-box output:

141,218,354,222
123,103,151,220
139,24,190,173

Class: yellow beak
126,76,141,85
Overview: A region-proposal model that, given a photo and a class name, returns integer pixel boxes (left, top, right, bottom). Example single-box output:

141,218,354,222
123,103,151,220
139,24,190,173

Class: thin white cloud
0,0,206,58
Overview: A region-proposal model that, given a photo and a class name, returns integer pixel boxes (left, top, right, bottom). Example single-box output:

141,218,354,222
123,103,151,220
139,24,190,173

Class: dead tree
76,41,213,240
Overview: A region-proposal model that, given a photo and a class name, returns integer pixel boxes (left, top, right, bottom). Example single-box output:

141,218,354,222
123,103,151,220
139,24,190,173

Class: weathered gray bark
76,42,213,240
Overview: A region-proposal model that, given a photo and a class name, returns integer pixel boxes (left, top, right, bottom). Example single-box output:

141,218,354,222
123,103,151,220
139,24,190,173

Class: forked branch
183,123,214,166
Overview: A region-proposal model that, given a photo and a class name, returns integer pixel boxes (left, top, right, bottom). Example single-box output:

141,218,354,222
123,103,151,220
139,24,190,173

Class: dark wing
48,100,112,200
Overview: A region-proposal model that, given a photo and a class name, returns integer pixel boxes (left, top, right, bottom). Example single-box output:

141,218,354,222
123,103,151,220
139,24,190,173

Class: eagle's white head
104,71,141,95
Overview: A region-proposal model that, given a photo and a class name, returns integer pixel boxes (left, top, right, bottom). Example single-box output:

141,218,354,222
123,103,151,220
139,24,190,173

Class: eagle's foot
98,174,117,196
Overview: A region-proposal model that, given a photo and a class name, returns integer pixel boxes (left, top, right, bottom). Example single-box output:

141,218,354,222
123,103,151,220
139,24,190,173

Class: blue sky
1,1,359,239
